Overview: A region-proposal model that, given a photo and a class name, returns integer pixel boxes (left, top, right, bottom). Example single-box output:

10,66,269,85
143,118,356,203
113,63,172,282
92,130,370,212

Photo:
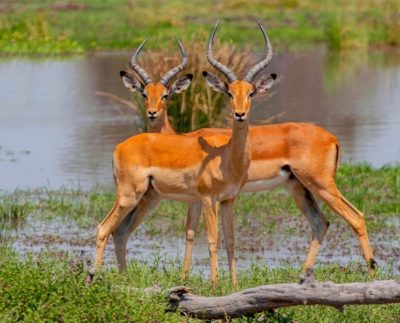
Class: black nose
148,111,157,117
234,112,246,120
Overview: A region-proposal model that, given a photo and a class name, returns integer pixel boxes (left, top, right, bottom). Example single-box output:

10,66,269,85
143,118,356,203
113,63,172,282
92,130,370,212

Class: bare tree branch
96,91,139,113
168,269,400,320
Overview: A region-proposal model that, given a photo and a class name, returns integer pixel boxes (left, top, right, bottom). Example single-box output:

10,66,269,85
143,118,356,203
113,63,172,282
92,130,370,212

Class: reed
0,196,30,238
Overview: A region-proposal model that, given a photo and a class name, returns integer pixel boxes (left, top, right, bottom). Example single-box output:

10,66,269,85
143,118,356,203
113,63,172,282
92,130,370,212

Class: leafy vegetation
0,247,399,322
0,14,83,54
0,0,399,55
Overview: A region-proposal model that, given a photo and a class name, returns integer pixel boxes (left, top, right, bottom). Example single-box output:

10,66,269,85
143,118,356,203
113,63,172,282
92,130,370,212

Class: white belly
149,167,199,202
242,173,290,193
156,192,198,203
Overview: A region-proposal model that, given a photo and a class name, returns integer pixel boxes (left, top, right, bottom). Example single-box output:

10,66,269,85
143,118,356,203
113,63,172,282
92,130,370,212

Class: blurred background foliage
0,0,399,55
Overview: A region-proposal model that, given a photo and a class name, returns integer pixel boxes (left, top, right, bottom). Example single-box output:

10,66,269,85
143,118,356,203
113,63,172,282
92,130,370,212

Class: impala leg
112,188,161,272
220,198,237,287
285,178,329,271
94,189,145,272
92,202,117,272
181,201,202,280
317,186,376,270
202,197,219,286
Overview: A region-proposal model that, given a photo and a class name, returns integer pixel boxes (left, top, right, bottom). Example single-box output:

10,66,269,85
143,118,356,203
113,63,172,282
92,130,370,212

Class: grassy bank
0,247,399,322
0,0,399,55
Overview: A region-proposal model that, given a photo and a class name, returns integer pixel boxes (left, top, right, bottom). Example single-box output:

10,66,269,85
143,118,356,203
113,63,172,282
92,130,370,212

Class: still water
0,48,399,191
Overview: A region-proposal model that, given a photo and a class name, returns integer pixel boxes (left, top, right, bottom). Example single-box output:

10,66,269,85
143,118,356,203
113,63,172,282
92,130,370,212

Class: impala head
203,20,277,123
120,38,192,124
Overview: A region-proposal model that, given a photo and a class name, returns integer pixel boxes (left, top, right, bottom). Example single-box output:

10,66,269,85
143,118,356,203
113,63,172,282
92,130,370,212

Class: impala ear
202,71,229,95
168,74,193,95
254,73,277,94
120,71,144,93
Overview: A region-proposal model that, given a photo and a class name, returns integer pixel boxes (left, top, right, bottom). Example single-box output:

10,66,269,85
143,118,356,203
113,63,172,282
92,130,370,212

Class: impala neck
147,111,176,134
229,119,251,179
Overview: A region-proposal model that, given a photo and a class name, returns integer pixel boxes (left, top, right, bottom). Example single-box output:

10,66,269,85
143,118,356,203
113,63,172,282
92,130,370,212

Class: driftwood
168,269,400,320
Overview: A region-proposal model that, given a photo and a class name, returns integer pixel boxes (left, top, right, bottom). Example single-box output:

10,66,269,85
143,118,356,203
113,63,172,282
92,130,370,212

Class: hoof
368,258,378,271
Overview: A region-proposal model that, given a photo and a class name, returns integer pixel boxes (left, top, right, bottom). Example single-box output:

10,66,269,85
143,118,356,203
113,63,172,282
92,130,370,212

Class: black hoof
368,258,378,271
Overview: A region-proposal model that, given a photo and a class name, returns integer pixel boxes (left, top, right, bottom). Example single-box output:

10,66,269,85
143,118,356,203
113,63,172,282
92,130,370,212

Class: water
0,48,399,191
8,213,399,273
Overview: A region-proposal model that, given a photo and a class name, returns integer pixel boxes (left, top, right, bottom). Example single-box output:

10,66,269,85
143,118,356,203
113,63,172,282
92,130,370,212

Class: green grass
0,195,30,238
0,0,399,55
0,247,399,322
0,14,84,55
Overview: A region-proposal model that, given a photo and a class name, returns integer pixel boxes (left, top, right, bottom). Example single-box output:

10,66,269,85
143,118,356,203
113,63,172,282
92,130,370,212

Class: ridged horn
244,22,273,82
130,37,152,85
159,37,188,86
206,19,237,83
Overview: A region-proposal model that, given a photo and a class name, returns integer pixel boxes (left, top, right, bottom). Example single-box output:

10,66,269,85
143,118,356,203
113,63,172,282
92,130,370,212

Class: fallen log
168,269,400,320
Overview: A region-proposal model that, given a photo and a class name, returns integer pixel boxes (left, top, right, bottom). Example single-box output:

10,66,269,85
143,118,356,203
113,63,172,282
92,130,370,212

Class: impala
116,21,376,283
120,37,193,134
93,24,276,284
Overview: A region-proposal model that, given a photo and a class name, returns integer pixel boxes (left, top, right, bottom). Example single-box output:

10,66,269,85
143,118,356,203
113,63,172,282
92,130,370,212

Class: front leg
181,202,202,280
220,198,237,287
202,197,219,286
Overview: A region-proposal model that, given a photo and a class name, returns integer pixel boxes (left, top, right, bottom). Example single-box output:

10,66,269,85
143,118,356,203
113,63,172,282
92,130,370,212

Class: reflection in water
0,48,399,191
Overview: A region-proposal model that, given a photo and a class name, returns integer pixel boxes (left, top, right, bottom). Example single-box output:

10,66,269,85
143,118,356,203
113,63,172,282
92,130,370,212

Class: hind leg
285,177,329,270
94,186,146,272
112,188,161,272
290,139,375,271
293,165,375,271
316,184,375,270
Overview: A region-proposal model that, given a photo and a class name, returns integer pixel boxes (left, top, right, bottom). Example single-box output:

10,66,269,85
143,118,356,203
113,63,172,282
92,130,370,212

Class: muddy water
8,213,399,273
0,48,399,191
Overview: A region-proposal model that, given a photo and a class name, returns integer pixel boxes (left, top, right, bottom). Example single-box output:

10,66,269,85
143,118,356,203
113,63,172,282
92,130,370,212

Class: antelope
120,37,193,134
115,20,376,284
93,25,276,285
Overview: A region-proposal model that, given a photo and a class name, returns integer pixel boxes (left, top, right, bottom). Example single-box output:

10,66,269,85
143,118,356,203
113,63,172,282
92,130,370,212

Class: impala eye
161,94,169,100
227,92,233,98
249,91,254,98
142,93,148,100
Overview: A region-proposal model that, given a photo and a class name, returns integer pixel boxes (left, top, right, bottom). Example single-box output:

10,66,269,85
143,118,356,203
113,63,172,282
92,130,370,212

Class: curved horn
159,37,188,86
207,19,237,83
130,37,152,85
244,22,273,82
